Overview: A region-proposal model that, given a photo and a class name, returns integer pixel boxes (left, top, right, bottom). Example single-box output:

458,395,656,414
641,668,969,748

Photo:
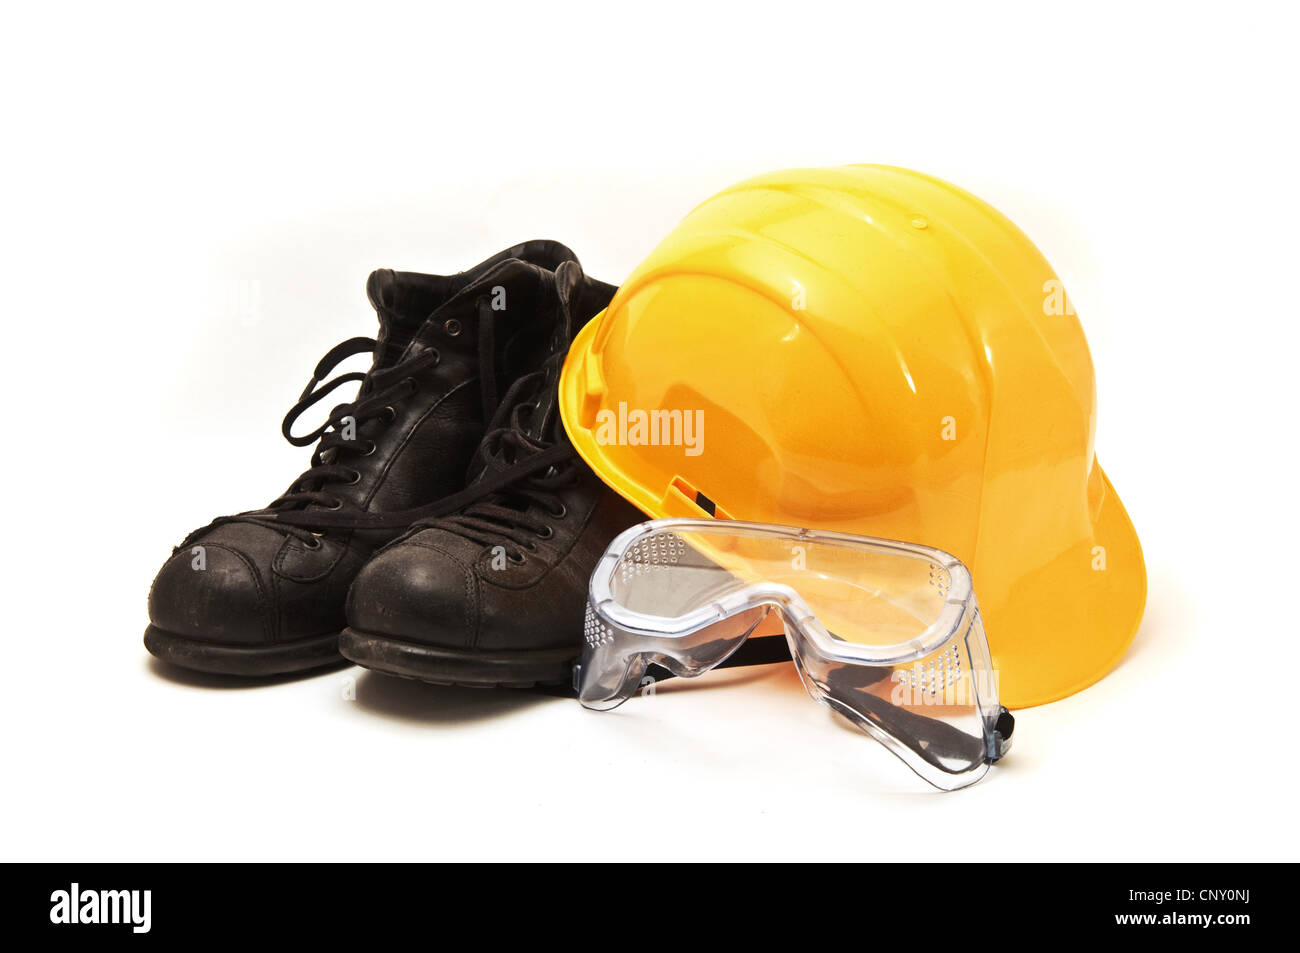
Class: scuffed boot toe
344,538,475,648
148,543,270,645
341,534,575,688
145,542,341,676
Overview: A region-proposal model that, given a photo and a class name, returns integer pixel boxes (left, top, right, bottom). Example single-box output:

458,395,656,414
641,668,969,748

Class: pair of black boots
145,241,643,685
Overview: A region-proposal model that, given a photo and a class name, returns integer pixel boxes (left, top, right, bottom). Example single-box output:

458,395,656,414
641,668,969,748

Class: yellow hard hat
558,164,1145,708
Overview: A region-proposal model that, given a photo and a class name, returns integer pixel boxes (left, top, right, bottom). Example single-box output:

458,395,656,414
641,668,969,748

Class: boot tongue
366,268,453,368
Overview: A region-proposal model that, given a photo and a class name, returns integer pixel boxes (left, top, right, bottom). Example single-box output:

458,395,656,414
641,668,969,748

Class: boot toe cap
148,543,272,644
346,538,476,648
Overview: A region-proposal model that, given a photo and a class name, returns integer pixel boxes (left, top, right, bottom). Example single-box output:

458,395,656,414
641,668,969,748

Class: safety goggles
575,519,1014,791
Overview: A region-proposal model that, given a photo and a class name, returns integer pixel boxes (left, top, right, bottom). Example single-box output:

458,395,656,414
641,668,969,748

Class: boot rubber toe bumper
338,627,573,687
144,625,343,676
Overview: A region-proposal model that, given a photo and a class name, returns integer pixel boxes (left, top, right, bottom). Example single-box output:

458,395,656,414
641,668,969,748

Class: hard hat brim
986,464,1146,708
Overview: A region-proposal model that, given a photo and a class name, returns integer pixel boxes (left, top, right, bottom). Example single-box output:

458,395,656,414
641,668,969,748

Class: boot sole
339,627,573,689
144,625,342,676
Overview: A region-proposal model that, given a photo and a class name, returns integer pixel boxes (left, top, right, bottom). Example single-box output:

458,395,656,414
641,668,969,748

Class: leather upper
345,465,643,652
344,258,645,655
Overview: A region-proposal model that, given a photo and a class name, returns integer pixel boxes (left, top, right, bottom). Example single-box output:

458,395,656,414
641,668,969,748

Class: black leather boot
340,260,645,688
145,241,609,676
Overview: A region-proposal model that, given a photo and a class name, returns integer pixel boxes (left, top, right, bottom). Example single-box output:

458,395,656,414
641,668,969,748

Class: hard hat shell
559,164,1145,708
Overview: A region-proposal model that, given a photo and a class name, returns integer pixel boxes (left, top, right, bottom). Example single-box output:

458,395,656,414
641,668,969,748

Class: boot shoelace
187,297,512,547
273,336,439,510
268,359,582,558
412,373,579,562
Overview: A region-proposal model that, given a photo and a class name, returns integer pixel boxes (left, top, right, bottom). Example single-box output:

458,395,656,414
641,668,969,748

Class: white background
3,2,1297,861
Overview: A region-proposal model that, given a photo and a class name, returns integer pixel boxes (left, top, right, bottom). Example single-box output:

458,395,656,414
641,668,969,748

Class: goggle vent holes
927,562,952,597
583,604,615,649
618,533,687,584
900,644,965,695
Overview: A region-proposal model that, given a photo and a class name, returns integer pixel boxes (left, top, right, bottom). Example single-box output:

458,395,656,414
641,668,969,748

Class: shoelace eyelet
343,469,362,486
304,537,322,550
381,406,397,424
548,503,568,519
535,525,553,539
362,440,377,456
507,550,526,565
444,319,462,337
325,498,343,511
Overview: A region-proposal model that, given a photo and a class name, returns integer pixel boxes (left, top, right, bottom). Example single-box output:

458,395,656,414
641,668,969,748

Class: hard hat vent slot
666,477,735,520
